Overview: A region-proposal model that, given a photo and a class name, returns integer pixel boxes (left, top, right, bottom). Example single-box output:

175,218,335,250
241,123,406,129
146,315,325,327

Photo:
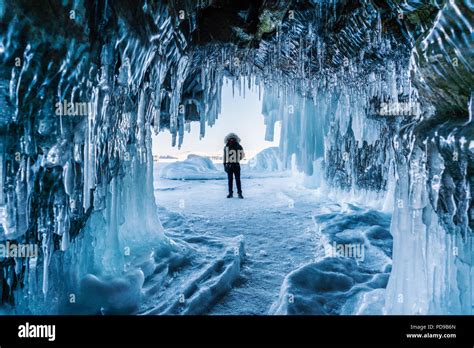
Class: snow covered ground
270,204,392,315
148,159,393,315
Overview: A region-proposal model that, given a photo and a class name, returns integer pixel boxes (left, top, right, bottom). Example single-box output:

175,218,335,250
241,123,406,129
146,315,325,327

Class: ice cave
0,0,472,316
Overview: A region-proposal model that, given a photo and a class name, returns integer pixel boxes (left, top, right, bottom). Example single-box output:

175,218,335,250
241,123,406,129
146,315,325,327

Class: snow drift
158,155,226,180
270,204,392,315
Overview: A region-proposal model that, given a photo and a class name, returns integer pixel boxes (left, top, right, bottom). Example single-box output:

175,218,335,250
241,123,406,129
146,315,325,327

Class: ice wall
385,0,473,314
258,0,473,314
0,0,224,312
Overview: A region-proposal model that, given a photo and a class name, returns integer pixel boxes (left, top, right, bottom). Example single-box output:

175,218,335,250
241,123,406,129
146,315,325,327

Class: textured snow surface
154,174,392,315
137,214,245,315
270,204,392,315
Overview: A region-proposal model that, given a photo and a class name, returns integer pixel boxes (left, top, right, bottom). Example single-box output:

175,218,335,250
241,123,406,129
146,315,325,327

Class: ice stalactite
261,57,409,194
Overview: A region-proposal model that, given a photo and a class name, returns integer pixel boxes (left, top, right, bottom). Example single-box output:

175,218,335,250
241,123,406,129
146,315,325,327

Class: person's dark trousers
227,163,242,194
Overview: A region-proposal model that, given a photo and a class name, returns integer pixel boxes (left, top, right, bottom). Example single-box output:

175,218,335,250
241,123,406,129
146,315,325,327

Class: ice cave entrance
146,76,394,315
152,77,282,183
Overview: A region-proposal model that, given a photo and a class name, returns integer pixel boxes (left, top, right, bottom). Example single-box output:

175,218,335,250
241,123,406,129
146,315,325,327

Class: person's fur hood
224,133,241,144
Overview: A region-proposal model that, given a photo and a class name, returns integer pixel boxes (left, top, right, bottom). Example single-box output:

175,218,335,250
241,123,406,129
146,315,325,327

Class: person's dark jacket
223,133,245,172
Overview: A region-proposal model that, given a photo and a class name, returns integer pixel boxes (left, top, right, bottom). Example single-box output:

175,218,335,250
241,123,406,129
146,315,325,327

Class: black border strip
0,315,472,346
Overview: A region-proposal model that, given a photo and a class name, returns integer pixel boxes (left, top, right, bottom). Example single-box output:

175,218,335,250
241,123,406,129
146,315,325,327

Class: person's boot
238,192,244,199
227,193,233,198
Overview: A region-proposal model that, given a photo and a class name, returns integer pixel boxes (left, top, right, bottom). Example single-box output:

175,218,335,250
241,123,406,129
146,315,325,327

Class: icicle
137,88,147,162
376,11,382,44
61,227,70,251
63,159,74,196
41,231,52,296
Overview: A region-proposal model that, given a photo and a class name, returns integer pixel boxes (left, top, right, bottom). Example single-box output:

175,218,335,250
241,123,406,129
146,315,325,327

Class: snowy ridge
138,206,245,315
270,204,392,315
158,155,226,180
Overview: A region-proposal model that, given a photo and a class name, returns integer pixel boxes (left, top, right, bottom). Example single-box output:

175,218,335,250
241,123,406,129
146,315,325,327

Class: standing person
223,133,245,199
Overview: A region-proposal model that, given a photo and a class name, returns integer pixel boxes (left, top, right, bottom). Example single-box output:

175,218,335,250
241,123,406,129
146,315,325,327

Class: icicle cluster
0,0,224,312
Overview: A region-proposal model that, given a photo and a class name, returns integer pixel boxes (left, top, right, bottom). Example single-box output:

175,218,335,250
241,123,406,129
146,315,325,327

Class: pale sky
152,78,281,161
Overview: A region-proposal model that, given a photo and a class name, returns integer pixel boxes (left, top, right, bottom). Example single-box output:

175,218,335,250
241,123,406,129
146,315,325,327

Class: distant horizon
152,78,281,161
